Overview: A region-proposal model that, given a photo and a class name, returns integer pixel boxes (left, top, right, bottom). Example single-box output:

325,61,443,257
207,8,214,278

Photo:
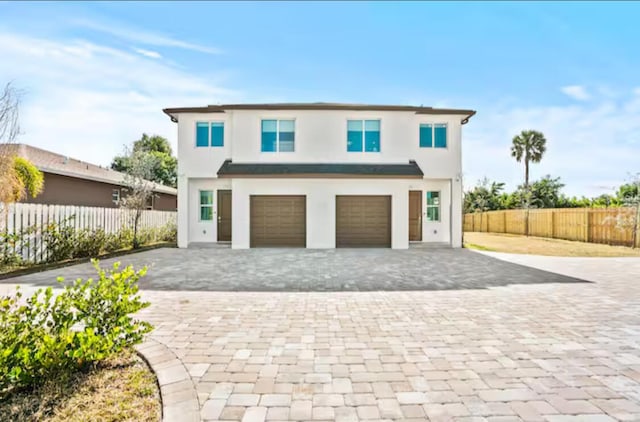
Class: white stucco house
163,103,475,249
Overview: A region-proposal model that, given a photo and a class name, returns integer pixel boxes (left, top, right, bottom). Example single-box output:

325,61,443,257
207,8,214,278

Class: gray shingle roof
1,144,177,195
217,159,424,178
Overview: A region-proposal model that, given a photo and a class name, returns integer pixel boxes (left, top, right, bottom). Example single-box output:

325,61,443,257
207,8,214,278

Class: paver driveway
2,248,640,421
2,247,586,291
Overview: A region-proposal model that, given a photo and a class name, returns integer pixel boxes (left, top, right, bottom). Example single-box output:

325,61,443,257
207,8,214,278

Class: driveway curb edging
136,338,201,422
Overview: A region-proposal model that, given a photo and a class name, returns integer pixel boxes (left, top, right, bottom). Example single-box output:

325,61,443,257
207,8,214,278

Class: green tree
119,149,159,249
12,157,44,200
617,181,640,202
528,175,564,208
510,130,547,189
511,130,547,235
0,82,44,206
590,194,621,208
613,173,640,248
111,134,177,188
464,178,505,213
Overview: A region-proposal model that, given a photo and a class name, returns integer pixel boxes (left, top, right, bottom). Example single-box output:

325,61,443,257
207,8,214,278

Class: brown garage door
336,195,391,247
250,195,306,247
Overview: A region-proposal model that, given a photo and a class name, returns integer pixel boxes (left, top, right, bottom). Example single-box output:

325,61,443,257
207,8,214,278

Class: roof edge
163,103,476,122
40,166,178,195
216,159,424,179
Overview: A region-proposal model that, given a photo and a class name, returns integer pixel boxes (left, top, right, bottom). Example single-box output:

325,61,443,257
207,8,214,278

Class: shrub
42,221,76,263
12,157,44,199
0,225,39,270
3,217,175,269
0,260,152,396
72,229,107,258
0,231,26,268
135,222,176,245
136,227,155,246
103,232,127,253
159,222,177,243
118,227,135,249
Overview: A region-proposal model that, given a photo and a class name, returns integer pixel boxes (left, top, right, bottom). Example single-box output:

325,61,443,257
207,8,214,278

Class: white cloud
72,18,222,55
133,47,162,59
463,95,640,197
561,85,591,101
0,31,240,167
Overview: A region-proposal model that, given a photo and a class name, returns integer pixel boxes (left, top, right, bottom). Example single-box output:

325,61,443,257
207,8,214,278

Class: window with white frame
419,123,447,148
261,119,295,152
347,119,380,152
200,190,213,221
112,189,120,204
196,122,224,147
426,191,440,221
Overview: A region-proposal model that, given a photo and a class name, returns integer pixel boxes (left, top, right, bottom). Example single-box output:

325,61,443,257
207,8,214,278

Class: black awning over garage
217,160,424,178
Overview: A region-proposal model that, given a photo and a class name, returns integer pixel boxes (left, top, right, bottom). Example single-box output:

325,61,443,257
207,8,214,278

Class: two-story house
163,103,475,249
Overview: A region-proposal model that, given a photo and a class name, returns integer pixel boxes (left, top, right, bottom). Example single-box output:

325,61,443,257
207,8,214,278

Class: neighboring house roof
163,102,476,124
217,159,424,178
1,143,177,195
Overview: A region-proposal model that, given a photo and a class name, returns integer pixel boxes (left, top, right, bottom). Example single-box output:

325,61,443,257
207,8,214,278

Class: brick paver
2,250,640,421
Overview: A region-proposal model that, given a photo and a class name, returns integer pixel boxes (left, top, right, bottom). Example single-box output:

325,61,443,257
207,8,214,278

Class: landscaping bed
0,242,175,279
0,349,160,422
1,260,158,422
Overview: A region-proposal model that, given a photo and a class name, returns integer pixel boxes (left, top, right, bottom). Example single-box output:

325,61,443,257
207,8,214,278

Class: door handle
218,216,222,223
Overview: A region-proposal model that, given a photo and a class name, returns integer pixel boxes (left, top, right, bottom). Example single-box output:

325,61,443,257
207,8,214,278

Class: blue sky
1,1,639,196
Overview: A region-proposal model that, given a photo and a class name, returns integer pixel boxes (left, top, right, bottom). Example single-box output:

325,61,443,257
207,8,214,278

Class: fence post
631,204,640,248
551,210,555,239
503,211,507,233
585,208,590,242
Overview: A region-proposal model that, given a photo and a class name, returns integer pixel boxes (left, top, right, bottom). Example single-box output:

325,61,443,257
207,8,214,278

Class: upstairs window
196,122,224,147
426,191,440,221
211,122,224,146
419,123,447,148
347,120,380,152
199,190,213,221
196,122,209,147
261,119,295,152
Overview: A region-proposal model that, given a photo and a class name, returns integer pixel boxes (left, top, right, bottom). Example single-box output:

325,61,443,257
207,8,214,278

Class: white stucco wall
175,107,466,248
179,177,453,249
184,178,232,244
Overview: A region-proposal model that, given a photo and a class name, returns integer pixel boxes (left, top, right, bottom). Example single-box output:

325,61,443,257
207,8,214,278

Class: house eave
216,159,424,179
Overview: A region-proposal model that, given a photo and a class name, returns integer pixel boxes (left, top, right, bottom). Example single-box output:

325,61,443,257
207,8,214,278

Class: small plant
73,229,107,258
0,260,152,396
42,219,76,262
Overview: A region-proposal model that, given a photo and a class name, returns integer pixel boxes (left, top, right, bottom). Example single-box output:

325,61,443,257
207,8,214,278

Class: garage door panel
250,195,306,247
336,195,391,248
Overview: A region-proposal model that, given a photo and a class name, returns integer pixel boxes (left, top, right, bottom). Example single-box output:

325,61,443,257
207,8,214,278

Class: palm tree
511,130,547,236
511,130,547,189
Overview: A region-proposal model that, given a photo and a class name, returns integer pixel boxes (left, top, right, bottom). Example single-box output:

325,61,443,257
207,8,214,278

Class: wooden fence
1,203,177,264
464,207,639,248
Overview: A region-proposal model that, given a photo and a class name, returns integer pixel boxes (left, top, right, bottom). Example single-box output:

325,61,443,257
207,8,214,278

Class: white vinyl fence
1,203,176,264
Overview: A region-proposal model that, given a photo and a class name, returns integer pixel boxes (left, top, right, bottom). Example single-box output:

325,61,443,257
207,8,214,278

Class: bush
1,217,176,270
0,231,26,268
158,222,177,243
42,221,76,262
73,229,107,258
104,232,127,253
0,260,152,396
135,222,176,246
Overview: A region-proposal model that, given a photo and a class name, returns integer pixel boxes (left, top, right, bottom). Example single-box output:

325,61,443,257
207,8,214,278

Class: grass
0,349,161,422
464,232,640,257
